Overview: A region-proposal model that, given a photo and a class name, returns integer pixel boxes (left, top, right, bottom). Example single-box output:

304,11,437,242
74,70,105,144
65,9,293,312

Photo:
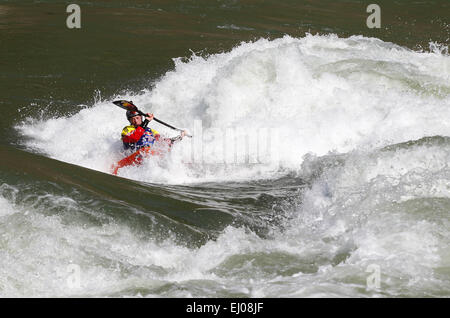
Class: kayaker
121,110,186,152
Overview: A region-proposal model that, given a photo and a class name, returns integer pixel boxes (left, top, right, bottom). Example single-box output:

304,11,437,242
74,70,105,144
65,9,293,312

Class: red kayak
111,146,164,175
111,134,184,175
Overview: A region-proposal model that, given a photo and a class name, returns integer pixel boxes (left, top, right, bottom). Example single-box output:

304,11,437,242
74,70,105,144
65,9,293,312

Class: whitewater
17,34,449,182
2,34,449,297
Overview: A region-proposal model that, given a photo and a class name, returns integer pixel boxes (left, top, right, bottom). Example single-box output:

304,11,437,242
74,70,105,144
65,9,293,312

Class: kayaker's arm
140,113,155,129
141,119,149,128
168,130,187,146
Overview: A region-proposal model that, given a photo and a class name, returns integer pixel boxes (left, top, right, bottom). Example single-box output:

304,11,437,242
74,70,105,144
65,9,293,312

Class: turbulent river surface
0,0,449,297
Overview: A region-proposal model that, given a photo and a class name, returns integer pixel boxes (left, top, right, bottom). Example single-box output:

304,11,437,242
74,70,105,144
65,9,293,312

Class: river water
0,0,449,297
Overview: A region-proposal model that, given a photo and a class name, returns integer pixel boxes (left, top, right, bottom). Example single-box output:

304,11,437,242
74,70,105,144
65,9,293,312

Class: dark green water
0,0,449,297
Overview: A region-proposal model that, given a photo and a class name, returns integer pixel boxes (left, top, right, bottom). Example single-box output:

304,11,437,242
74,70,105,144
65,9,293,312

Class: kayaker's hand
145,113,154,122
180,130,187,139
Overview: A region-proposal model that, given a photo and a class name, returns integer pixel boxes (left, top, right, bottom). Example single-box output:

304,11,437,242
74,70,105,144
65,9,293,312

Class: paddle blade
112,100,138,112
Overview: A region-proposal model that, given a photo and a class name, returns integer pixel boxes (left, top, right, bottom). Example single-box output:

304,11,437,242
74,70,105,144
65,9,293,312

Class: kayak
111,135,183,175
111,146,162,175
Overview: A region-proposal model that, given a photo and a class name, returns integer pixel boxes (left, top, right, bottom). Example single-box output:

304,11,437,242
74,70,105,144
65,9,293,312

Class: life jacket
121,125,160,152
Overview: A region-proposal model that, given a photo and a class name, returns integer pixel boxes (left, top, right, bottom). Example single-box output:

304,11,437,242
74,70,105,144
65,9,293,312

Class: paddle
113,100,192,137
